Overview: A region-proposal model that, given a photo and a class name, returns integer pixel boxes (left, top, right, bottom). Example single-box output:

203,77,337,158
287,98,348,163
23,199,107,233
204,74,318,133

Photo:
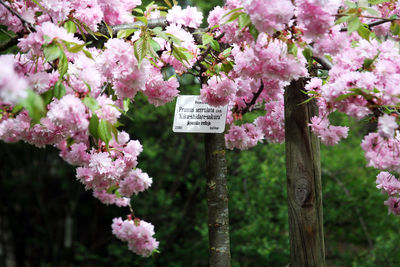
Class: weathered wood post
284,78,325,266
204,133,231,267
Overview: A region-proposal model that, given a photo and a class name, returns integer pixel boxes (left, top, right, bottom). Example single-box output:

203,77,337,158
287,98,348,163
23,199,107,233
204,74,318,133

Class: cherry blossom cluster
376,172,400,215
112,216,159,257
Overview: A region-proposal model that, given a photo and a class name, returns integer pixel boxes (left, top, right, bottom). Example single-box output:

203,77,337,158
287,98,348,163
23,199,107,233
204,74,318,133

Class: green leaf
20,90,46,124
135,16,148,25
111,125,119,143
58,54,69,78
345,0,357,8
225,12,243,24
83,49,94,60
133,8,144,14
150,39,161,52
11,104,23,114
302,47,313,66
357,25,371,40
155,32,181,45
117,29,137,39
347,16,362,34
287,42,298,57
298,95,317,105
43,44,62,62
107,184,119,194
41,89,54,105
53,81,66,99
248,24,259,40
98,119,112,147
221,7,244,19
210,40,220,52
134,36,150,66
123,98,130,112
363,58,374,70
83,96,99,112
89,113,99,140
362,52,380,70
64,21,77,34
335,93,358,101
114,190,121,198
301,90,319,95
364,7,380,16
221,61,233,73
31,0,45,10
146,1,155,10
67,43,87,53
368,0,390,4
163,0,172,8
43,35,51,44
211,24,220,30
74,20,87,42
172,46,192,64
390,22,400,36
79,21,99,40
238,13,251,30
202,33,213,45
222,47,232,57
66,137,75,147
335,15,352,25
104,22,113,38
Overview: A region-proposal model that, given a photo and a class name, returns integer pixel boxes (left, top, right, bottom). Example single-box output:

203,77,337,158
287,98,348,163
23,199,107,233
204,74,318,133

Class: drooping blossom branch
0,0,35,32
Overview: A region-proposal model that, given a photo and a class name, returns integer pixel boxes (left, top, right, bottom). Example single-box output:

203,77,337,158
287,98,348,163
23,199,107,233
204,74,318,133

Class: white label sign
173,95,228,133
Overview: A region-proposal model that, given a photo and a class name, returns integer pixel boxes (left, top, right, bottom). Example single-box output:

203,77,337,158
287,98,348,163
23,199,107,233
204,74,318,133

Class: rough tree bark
204,133,231,267
284,78,325,267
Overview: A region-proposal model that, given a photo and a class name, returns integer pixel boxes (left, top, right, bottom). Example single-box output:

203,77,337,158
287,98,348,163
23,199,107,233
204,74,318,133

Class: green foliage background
1,0,400,266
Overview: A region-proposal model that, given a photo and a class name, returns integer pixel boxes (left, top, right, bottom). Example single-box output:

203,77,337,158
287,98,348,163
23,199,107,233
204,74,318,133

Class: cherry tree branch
98,17,168,36
312,54,333,70
334,13,397,32
0,0,35,32
240,82,264,115
196,32,225,64
340,17,396,32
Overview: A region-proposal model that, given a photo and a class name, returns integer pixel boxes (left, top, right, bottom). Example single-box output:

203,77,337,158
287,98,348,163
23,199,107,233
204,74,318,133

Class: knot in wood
294,178,311,207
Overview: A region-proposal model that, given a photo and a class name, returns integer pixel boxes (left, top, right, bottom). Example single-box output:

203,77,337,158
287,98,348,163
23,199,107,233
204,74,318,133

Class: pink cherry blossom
166,5,203,28
144,67,179,106
0,55,28,105
243,0,294,34
200,75,237,107
112,217,159,257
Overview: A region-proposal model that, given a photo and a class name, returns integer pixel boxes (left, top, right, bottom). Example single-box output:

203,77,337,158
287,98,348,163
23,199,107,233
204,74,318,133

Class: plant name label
173,95,227,133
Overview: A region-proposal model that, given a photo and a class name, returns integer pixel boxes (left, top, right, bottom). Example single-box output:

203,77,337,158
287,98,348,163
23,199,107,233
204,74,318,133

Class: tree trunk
284,78,325,267
204,133,231,267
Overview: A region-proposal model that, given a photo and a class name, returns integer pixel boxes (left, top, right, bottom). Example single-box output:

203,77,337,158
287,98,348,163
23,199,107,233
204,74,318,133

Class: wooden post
204,133,231,267
284,78,325,267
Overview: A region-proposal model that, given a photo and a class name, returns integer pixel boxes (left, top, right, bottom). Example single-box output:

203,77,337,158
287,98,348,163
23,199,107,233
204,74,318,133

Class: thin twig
340,18,396,32
240,81,264,115
312,55,333,70
335,13,397,32
0,0,35,32
99,17,168,36
308,46,333,70
196,32,225,63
